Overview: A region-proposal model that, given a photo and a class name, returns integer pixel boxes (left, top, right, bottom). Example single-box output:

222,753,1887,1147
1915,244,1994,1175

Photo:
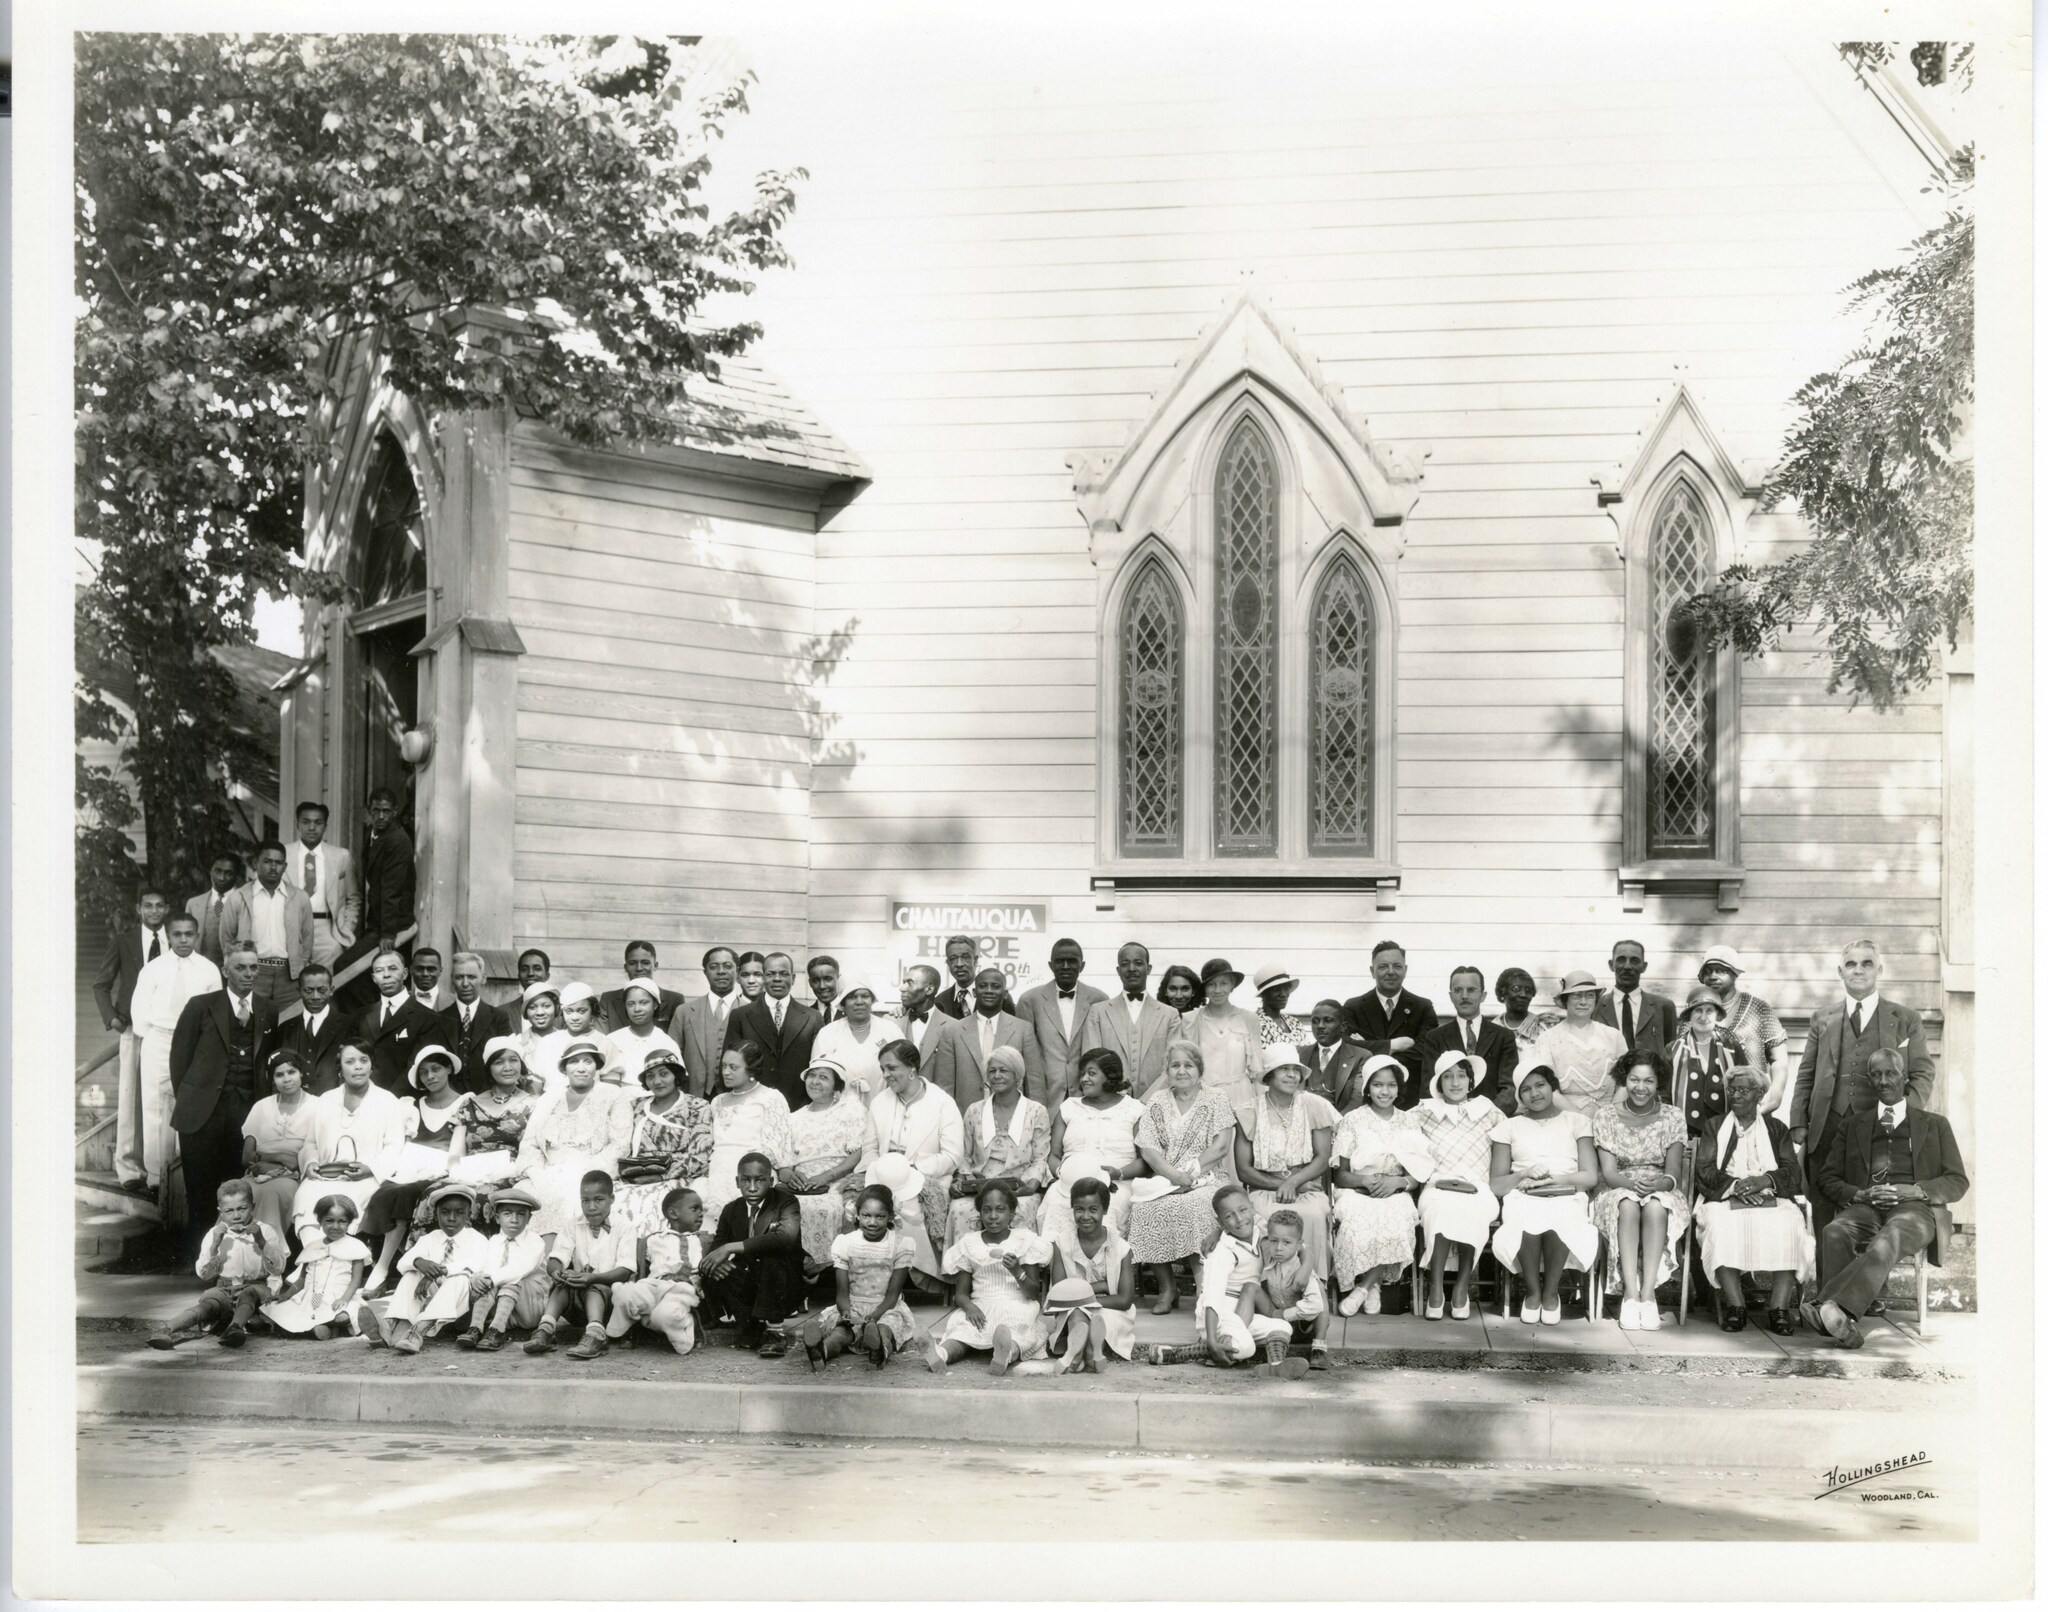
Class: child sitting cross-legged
1043,1175,1137,1374
1198,1185,1299,1374
925,1181,1053,1377
525,1170,637,1360
801,1183,918,1370
455,1186,551,1351
150,1179,290,1350
605,1186,706,1355
1237,1208,1331,1376
261,1194,370,1341
358,1183,490,1354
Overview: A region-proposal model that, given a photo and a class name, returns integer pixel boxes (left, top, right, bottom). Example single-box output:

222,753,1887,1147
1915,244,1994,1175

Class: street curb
77,1365,1961,1469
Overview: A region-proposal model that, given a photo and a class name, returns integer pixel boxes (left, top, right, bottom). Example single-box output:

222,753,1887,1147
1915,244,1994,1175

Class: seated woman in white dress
784,1054,877,1271
808,976,904,1101
289,1038,408,1238
1693,1066,1811,1336
1040,1048,1149,1245
701,1040,796,1227
1489,1064,1600,1325
866,1037,964,1286
1330,1055,1432,1317
949,1045,1051,1246
513,1039,633,1242
1232,1045,1340,1278
1415,1051,1504,1320
1590,1047,1690,1331
606,979,685,1085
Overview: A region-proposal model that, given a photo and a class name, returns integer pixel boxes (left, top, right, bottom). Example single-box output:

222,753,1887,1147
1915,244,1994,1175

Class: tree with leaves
75,33,802,924
1683,43,1972,710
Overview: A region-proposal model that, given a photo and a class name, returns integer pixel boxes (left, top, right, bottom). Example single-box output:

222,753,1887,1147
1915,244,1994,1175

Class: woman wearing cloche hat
1696,946,1790,1108
1176,958,1263,1112
1526,970,1629,1117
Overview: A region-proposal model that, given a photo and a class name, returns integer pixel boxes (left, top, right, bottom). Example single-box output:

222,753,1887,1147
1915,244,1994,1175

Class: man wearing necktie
1595,939,1679,1053
1422,966,1519,1113
1788,939,1936,1242
669,945,742,1098
1806,1050,1967,1348
1337,941,1439,1109
186,854,246,967
356,948,440,1092
95,888,173,1190
929,967,1047,1107
129,912,223,1191
1016,939,1106,1106
1296,998,1367,1108
169,945,275,1257
437,951,514,1093
282,801,357,968
721,952,822,1109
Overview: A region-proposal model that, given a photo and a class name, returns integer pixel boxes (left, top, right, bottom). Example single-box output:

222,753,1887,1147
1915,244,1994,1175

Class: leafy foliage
1681,71,1972,710
76,33,801,905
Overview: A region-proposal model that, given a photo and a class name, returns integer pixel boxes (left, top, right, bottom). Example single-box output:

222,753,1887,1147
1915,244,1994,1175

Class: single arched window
1118,559,1185,857
1309,555,1376,855
1645,478,1716,856
356,433,427,610
1213,419,1279,856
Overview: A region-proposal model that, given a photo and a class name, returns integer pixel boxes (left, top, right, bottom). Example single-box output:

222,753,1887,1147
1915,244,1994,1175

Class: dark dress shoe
1719,1309,1747,1332
1767,1308,1796,1336
757,1336,788,1359
1864,1298,1888,1318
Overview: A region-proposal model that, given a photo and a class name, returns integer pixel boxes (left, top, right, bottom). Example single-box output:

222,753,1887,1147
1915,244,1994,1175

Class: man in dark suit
1298,999,1369,1108
1015,939,1107,1108
1422,965,1520,1113
168,944,274,1256
600,940,689,1035
438,951,514,1092
926,968,1049,1107
185,853,245,966
1804,1049,1967,1349
1594,938,1680,1053
804,955,843,1024
276,962,352,1093
95,886,173,1189
1788,939,1937,1237
1339,941,1438,1109
933,935,1015,1020
721,951,823,1109
356,947,441,1092
359,787,417,952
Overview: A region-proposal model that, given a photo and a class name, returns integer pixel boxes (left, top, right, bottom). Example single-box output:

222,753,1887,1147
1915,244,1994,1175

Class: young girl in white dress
1415,1051,1503,1320
801,1183,918,1370
1044,1176,1136,1372
1330,1057,1432,1317
261,1194,370,1339
1489,1064,1601,1325
926,1181,1052,1376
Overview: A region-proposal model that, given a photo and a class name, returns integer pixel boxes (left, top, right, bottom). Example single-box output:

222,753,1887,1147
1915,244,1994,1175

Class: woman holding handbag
1693,1066,1811,1334
289,1038,408,1244
357,1044,471,1294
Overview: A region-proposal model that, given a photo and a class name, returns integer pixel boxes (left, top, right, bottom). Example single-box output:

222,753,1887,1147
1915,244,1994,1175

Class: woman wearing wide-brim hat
1232,1044,1341,1283
1527,970,1629,1117
1170,957,1262,1113
1250,964,1305,1048
1695,946,1790,1110
355,1043,472,1295
1669,982,1750,1138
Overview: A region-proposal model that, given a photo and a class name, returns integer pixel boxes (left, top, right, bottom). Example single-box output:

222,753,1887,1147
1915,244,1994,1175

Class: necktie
771,999,785,1031
1878,1108,1895,1134
1621,995,1636,1048
979,1015,995,1058
233,995,250,1025
147,928,162,962
1463,1019,1476,1054
1852,1003,1866,1036
383,999,396,1026
304,850,318,898
462,1003,474,1029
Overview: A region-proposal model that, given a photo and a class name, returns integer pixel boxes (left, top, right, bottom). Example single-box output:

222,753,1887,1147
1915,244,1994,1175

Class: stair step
76,1171,163,1223
75,1211,162,1257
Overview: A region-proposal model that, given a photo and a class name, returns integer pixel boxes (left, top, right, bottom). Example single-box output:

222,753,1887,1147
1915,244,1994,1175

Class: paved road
79,1418,1970,1543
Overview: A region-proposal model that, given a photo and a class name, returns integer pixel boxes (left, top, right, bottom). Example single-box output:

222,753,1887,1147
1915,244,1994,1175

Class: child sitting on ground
1044,1176,1137,1374
150,1180,290,1350
457,1186,551,1351
1237,1208,1331,1376
261,1194,370,1340
360,1183,490,1354
606,1187,706,1355
926,1181,1053,1377
1198,1185,1297,1374
526,1170,637,1360
802,1183,917,1370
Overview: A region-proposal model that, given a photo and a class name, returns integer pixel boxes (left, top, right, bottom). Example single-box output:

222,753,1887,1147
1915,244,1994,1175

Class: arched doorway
346,433,427,837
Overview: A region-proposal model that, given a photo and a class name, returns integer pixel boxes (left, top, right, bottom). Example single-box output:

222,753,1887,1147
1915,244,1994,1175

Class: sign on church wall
889,900,1049,993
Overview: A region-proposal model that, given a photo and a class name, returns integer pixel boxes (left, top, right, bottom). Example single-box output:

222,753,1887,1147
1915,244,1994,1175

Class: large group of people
133,833,1967,1365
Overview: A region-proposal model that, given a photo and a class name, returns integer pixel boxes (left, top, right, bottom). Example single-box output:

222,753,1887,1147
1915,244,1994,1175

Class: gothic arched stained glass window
1118,560,1184,857
1309,556,1375,854
1646,479,1716,856
1213,419,1278,856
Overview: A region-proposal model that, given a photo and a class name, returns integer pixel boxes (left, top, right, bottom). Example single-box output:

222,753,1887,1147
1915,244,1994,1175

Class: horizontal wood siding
719,41,1945,1020
507,434,815,980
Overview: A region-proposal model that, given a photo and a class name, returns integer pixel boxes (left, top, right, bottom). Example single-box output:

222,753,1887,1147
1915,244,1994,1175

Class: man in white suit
128,913,222,1190
1074,942,1182,1098
668,944,743,1098
282,801,357,968
1014,938,1106,1108
926,968,1048,1108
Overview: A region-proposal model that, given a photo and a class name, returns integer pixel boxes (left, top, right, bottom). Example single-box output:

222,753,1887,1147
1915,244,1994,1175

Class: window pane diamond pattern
1648,480,1716,855
1118,561,1184,857
1213,420,1278,855
1310,557,1374,854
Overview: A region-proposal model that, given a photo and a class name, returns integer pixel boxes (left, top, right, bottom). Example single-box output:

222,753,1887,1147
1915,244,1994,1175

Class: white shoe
1338,1284,1368,1317
1519,1300,1541,1324
1617,1299,1639,1330
1449,1296,1470,1320
1639,1302,1662,1331
1540,1302,1563,1326
1363,1283,1382,1316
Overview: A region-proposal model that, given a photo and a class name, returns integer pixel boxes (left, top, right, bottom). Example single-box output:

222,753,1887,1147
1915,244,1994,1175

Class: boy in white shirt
148,1179,288,1349
1198,1186,1296,1370
605,1187,706,1354
526,1171,636,1359
458,1186,551,1351
363,1184,491,1354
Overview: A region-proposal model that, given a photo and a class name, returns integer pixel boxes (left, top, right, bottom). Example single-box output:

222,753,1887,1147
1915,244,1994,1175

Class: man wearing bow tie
669,945,742,1098
1788,939,1935,1240
1016,939,1107,1107
1074,942,1180,1097
893,965,945,1060
1805,1049,1966,1349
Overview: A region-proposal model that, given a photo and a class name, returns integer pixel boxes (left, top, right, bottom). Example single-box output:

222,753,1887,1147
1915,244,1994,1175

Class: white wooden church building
278,37,1974,1176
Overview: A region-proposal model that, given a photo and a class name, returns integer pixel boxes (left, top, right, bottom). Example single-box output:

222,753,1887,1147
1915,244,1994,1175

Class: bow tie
1126,993,1146,1003
906,1011,928,1025
1058,990,1076,1000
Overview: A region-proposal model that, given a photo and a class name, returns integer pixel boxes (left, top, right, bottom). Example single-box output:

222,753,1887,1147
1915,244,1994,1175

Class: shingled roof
666,356,869,483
